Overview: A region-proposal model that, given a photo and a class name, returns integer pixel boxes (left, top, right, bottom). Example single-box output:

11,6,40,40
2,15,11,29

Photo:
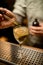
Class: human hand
0,7,17,29
29,22,43,36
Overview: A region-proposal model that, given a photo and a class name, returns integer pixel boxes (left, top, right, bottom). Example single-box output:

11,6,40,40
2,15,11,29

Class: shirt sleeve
13,0,26,17
13,0,26,23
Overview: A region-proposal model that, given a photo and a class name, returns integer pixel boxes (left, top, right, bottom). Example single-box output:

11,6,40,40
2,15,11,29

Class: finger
0,14,3,21
0,14,3,18
3,8,15,18
29,28,42,36
30,29,43,36
0,7,14,18
40,22,43,27
1,17,16,28
0,7,4,11
0,8,16,20
30,26,41,31
29,29,36,35
30,29,39,34
37,30,43,34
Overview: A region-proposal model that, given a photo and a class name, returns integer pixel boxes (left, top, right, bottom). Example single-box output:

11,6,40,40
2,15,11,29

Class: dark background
0,0,15,11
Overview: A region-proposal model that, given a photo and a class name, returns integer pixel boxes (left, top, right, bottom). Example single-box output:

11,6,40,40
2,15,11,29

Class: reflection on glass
17,36,27,59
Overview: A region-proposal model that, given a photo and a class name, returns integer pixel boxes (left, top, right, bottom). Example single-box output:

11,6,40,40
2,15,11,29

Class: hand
0,7,16,29
29,22,43,36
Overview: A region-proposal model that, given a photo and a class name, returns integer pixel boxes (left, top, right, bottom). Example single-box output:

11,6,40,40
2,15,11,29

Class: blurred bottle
32,19,39,26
